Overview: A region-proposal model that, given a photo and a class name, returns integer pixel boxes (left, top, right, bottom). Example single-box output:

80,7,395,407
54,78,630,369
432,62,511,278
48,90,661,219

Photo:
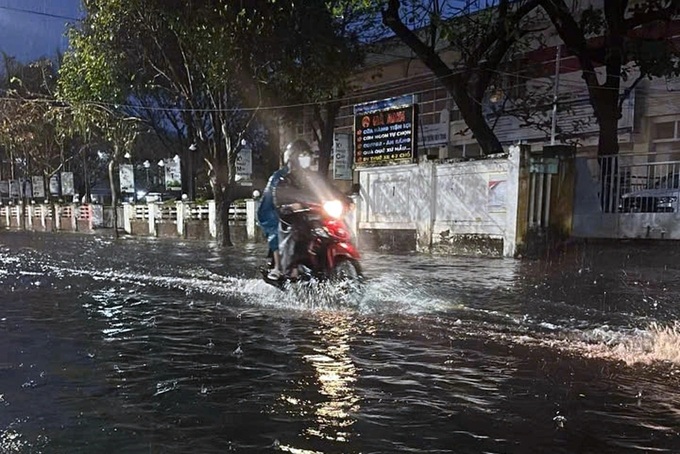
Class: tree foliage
58,0,365,246
374,0,545,155
0,57,79,188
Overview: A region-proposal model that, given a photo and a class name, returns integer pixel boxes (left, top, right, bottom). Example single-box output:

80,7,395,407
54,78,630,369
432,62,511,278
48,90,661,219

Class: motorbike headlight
323,200,344,219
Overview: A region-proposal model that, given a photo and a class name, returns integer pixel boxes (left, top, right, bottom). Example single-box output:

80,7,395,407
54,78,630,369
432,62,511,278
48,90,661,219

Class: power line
0,4,79,21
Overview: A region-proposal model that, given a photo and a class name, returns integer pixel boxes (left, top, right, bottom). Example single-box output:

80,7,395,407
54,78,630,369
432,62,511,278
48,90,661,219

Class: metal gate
573,154,680,239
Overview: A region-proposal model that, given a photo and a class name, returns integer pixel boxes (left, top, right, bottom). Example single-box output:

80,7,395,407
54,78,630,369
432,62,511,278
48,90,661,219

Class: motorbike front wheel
330,259,361,283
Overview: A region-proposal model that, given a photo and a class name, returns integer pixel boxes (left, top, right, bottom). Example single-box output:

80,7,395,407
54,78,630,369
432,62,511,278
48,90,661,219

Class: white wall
356,146,521,256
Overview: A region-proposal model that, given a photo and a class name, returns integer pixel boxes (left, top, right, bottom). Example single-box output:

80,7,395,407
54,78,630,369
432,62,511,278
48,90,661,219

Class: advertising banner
354,104,416,166
333,133,353,180
0,181,8,196
61,172,75,196
119,164,135,194
22,179,32,198
236,147,252,180
49,175,60,196
32,176,45,199
9,180,20,198
164,159,182,191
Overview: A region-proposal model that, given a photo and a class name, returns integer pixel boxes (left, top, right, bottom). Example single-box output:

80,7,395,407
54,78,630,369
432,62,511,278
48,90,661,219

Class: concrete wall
356,146,521,256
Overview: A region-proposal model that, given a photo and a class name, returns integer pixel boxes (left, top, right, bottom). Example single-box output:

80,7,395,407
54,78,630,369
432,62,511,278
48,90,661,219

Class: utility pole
550,45,562,145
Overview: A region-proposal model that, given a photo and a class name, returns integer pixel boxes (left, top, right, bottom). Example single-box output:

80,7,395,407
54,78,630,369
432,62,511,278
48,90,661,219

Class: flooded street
1,232,680,453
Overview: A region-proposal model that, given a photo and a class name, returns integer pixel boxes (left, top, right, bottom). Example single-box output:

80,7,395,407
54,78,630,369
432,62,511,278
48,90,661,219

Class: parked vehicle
619,172,680,213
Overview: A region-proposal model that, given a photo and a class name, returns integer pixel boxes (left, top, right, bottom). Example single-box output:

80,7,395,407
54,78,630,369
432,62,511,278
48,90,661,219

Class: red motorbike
260,199,362,289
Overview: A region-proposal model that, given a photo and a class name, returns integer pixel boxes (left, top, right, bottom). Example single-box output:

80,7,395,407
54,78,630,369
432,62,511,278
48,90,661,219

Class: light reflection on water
1,233,680,452
277,312,360,452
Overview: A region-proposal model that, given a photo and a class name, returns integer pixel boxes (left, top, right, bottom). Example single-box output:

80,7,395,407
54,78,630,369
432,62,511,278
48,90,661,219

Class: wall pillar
71,204,78,231
246,199,258,241
208,200,216,238
27,205,34,229
54,204,61,230
122,203,133,234
177,201,186,238
511,145,532,256
148,203,157,236
40,204,47,229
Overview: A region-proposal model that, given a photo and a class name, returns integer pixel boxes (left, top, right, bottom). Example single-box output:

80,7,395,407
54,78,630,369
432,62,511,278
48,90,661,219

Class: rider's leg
278,221,295,277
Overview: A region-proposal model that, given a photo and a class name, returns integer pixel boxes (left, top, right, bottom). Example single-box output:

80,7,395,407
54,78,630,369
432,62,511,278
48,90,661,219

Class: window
653,121,676,140
450,108,463,122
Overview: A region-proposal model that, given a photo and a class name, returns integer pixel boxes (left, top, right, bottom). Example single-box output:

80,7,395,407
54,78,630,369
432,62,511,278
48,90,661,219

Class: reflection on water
277,312,360,453
1,233,680,453
303,313,359,442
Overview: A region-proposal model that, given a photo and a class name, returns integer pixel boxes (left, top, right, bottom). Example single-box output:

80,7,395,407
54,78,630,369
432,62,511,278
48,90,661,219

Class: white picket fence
0,203,104,231
122,200,256,239
0,200,256,240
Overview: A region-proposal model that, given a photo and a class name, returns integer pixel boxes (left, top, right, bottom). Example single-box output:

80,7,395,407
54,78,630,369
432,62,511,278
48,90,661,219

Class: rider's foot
267,268,282,280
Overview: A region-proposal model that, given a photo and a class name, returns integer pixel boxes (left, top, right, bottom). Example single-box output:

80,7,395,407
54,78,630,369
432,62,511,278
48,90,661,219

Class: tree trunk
108,159,119,239
210,159,233,247
382,0,508,155
456,94,504,154
213,185,233,247
596,107,621,156
317,100,341,176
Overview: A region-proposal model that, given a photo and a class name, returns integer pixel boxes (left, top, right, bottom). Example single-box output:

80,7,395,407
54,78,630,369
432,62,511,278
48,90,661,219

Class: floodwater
1,232,680,453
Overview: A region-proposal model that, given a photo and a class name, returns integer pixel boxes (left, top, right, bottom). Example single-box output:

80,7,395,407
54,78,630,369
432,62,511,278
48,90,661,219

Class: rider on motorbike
274,139,351,280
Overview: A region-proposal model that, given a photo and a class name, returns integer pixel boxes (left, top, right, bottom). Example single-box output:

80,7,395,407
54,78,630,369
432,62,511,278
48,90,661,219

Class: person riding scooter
256,155,290,281
274,139,350,281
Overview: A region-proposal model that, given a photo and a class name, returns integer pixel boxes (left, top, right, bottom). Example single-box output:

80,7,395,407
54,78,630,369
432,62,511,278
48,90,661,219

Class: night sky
0,0,81,61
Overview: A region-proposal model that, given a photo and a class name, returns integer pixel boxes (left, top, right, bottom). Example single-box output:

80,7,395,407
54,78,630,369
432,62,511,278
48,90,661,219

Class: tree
271,1,368,175
60,0,370,246
58,17,142,238
376,0,543,155
0,57,80,221
539,0,680,155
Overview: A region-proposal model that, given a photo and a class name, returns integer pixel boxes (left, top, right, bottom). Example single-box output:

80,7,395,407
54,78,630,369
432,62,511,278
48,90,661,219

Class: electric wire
0,4,79,21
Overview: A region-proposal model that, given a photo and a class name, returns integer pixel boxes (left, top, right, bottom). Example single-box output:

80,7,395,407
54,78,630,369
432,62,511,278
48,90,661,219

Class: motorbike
260,199,362,290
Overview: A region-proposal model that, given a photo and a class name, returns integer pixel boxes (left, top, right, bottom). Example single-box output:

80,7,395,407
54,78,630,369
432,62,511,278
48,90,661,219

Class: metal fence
595,155,680,213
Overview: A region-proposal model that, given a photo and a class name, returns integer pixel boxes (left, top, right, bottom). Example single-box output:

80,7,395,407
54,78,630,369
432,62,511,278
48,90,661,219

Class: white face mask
298,155,312,169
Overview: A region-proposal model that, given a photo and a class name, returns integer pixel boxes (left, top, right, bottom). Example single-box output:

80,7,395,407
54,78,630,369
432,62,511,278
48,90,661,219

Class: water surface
1,232,679,453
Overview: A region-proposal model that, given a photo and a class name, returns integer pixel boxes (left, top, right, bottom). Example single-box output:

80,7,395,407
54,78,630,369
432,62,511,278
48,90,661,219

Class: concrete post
176,201,185,237
208,200,216,238
246,199,258,241
148,203,157,236
122,203,133,234
16,204,22,228
71,204,78,231
27,205,33,229
54,204,61,230
5,205,10,227
504,145,524,257
41,204,47,229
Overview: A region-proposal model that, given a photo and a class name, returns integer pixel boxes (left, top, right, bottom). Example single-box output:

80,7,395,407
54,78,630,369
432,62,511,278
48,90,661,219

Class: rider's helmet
283,139,313,171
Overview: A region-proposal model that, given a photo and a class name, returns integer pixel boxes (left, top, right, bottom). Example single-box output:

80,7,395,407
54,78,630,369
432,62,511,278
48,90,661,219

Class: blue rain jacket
257,166,289,251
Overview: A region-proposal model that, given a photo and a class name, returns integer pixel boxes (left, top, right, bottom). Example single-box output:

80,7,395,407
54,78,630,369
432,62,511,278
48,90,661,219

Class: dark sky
0,0,81,61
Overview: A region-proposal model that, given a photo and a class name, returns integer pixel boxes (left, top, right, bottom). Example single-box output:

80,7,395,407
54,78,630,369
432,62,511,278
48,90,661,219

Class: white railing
0,200,258,241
